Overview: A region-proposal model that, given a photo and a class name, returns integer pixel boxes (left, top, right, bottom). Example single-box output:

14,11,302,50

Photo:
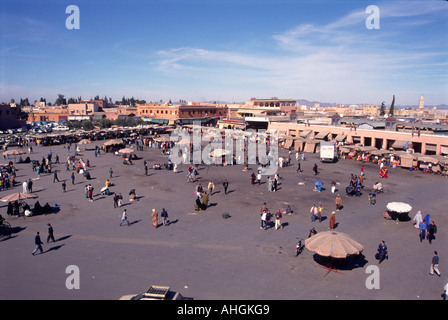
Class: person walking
335,194,342,211
260,210,267,230
120,209,130,226
296,161,302,173
443,282,448,300
151,209,158,228
376,241,388,264
53,170,60,183
427,221,437,244
223,179,229,194
274,209,283,230
47,224,55,243
61,180,66,192
161,208,169,226
32,232,44,255
430,251,441,276
313,163,318,175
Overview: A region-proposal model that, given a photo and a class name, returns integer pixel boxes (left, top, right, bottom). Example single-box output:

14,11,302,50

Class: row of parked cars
0,122,70,135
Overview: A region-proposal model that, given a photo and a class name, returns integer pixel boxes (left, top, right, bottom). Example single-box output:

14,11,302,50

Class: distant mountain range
207,99,448,109
296,99,448,109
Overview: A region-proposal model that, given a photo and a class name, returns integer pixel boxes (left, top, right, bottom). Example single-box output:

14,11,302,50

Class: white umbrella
386,202,412,213
209,149,232,158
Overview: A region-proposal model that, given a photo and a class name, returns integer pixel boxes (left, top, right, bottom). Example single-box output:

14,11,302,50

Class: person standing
202,191,209,209
223,179,229,194
207,180,215,196
274,209,283,230
109,168,113,178
329,211,336,230
310,204,318,222
419,221,427,243
430,251,441,276
317,204,324,223
161,208,169,226
151,209,158,228
331,180,336,193
144,161,148,176
61,180,66,192
377,241,388,264
71,172,75,185
335,194,342,211
23,180,28,193
120,209,130,226
27,178,33,193
117,193,123,207
32,232,44,255
47,224,55,243
88,184,94,202
113,193,119,208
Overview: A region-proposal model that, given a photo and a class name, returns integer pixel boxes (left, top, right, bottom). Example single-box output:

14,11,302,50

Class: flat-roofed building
136,102,227,125
27,106,68,123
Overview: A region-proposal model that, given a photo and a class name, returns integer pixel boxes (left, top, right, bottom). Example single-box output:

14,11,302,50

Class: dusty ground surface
0,139,447,300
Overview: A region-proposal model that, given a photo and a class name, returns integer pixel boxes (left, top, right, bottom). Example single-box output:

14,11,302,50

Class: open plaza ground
0,139,447,300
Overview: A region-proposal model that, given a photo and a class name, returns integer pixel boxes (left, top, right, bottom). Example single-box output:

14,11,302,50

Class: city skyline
1,0,447,106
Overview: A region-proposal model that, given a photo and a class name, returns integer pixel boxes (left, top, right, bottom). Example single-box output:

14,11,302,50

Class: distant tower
418,96,424,109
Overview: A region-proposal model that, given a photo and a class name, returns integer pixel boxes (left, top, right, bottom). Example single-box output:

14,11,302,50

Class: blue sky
0,0,447,106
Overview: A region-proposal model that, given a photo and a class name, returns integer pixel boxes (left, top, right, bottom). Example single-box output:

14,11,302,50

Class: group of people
413,211,438,245
379,164,389,178
260,203,284,231
0,163,16,191
194,183,210,211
